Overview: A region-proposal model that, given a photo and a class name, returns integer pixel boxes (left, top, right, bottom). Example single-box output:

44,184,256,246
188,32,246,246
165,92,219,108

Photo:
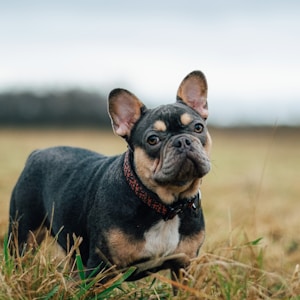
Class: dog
8,70,211,282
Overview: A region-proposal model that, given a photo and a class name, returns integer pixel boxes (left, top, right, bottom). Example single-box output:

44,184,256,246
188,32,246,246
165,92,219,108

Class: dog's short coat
9,70,211,280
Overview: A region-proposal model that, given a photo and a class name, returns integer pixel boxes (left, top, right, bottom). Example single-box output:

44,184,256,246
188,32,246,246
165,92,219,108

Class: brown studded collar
123,150,200,221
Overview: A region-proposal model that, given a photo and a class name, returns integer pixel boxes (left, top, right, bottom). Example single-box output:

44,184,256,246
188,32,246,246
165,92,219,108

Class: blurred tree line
0,89,111,128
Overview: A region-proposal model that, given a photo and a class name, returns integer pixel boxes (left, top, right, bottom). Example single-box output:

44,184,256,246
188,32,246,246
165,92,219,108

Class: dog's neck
123,150,200,221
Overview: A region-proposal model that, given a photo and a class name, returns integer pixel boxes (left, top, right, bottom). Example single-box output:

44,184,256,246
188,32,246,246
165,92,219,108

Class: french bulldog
8,70,211,282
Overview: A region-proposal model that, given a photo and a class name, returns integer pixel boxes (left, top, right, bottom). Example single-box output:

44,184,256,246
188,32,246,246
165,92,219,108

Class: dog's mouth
152,138,210,186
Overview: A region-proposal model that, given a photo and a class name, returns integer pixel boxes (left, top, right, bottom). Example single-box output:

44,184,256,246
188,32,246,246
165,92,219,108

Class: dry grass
0,127,300,299
203,127,300,272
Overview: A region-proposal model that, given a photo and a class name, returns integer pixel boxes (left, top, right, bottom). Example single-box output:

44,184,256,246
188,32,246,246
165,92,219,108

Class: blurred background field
1,126,299,279
1,1,300,127
1,1,300,296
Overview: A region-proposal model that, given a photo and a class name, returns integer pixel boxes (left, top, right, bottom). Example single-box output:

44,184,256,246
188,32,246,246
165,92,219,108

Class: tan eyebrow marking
153,120,167,132
180,113,193,126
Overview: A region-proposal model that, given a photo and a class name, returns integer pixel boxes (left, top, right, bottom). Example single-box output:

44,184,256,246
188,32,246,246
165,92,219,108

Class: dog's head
108,71,211,204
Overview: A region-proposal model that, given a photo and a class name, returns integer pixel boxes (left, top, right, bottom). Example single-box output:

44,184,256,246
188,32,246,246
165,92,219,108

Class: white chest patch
143,216,180,258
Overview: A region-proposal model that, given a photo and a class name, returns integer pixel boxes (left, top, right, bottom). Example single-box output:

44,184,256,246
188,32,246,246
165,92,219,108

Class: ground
1,127,299,298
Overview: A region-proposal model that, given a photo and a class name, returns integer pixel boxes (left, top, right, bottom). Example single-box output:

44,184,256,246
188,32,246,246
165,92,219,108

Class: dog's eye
147,135,160,146
194,123,204,133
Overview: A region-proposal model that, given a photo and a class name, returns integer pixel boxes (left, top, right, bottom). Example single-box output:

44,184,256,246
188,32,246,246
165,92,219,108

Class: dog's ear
108,88,145,138
176,70,208,120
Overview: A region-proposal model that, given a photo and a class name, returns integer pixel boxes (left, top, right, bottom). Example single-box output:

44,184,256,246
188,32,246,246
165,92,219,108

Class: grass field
0,127,299,299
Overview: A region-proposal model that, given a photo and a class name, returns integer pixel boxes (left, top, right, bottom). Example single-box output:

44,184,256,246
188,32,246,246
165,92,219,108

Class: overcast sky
1,0,300,126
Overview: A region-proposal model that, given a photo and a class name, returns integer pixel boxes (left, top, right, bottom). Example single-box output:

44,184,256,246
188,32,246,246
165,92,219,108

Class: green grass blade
43,285,60,300
3,234,14,276
75,253,86,282
97,267,137,298
246,237,263,246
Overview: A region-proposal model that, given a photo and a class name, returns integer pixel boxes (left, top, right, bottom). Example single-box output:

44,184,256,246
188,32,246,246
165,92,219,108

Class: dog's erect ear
176,70,208,120
108,88,145,138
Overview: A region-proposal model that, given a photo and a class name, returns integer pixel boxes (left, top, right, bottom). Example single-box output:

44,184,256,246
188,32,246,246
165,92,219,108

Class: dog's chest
142,216,180,257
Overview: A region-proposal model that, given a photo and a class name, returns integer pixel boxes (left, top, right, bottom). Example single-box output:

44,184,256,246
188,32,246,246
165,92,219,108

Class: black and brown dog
8,70,212,281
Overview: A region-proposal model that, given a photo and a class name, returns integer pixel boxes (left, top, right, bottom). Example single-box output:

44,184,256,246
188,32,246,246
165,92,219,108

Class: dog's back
9,146,113,259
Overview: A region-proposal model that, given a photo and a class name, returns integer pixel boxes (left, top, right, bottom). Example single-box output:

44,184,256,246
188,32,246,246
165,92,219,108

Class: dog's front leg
85,246,112,279
171,267,181,295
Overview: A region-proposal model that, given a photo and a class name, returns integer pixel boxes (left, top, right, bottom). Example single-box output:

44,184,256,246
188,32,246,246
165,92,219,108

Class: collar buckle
164,204,184,221
164,193,200,221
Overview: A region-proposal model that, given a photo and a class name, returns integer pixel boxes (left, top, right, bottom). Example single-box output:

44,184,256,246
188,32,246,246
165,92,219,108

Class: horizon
1,1,300,126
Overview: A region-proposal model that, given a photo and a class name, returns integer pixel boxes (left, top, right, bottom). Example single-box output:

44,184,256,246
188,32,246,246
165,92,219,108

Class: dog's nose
173,136,192,149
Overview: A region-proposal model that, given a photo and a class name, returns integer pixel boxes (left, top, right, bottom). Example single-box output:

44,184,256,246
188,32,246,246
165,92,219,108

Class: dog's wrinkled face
108,70,211,203
131,103,210,185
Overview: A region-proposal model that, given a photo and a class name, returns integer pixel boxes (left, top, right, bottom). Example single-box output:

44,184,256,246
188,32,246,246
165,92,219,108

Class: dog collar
123,150,200,221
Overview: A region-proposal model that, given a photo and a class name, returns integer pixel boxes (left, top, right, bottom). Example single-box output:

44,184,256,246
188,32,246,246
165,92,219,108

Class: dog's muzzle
153,134,210,185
